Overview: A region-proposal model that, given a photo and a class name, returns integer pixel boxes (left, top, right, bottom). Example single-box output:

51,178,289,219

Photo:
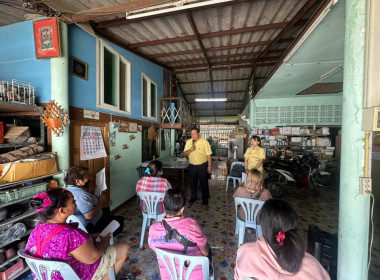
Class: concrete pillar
51,22,70,185
338,0,369,279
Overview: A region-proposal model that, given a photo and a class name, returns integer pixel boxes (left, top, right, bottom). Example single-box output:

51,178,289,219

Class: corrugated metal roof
0,0,327,120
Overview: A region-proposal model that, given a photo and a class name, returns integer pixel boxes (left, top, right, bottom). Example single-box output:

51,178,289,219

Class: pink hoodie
235,237,330,280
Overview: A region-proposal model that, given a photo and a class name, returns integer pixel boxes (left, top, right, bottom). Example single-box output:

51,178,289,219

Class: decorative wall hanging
129,122,137,133
129,135,135,141
148,124,156,142
71,57,88,80
41,100,69,137
118,120,129,132
33,17,61,59
122,144,129,149
115,155,121,160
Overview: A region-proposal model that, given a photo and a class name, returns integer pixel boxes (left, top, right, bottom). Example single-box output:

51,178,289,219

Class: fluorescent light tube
195,98,227,102
126,0,233,20
319,64,343,81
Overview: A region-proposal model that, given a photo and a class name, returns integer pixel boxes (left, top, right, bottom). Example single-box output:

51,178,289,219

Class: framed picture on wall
71,57,88,80
33,17,61,59
118,120,129,132
129,122,137,133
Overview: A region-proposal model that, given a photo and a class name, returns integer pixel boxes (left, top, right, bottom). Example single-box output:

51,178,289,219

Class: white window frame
97,39,131,114
141,73,158,120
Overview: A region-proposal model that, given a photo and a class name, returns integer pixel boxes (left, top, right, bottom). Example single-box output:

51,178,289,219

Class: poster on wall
80,126,107,160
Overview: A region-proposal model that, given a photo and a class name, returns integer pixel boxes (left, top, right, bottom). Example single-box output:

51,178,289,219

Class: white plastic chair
155,248,214,280
226,161,244,192
234,197,265,246
139,191,166,248
66,215,116,280
18,249,81,279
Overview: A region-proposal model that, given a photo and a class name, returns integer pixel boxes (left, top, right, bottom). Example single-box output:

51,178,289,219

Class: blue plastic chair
139,191,166,248
66,215,116,280
226,161,245,192
234,197,265,246
154,248,214,280
18,249,81,279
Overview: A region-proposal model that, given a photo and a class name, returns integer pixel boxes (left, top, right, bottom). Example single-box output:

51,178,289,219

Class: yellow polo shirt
244,147,266,172
184,138,212,165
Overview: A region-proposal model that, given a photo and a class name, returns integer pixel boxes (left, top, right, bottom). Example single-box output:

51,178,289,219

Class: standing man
184,127,212,206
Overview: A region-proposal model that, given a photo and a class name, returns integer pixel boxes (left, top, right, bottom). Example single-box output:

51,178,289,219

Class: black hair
250,135,261,147
191,127,200,133
29,189,73,221
258,199,304,273
163,189,186,216
148,160,163,177
64,166,89,186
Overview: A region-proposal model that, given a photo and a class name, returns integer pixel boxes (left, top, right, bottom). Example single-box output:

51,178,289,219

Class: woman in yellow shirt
244,136,265,173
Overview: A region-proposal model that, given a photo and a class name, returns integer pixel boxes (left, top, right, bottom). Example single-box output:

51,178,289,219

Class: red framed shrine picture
33,17,61,59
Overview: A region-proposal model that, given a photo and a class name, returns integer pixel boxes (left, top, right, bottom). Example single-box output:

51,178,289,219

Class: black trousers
189,162,209,202
86,208,124,236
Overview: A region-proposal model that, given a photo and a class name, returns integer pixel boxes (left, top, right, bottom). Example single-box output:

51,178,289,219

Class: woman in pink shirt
25,189,130,280
233,168,272,221
148,189,212,280
235,199,330,280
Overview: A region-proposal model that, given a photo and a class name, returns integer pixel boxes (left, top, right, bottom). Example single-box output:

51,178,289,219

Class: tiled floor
113,158,380,280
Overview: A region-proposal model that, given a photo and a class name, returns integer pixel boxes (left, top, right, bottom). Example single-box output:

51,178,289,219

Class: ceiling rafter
94,27,171,71
185,90,246,96
188,100,243,104
254,0,332,96
181,78,250,85
247,0,320,96
185,10,216,118
174,62,275,74
129,20,293,48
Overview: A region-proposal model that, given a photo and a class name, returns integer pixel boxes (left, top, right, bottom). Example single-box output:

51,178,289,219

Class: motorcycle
264,154,333,198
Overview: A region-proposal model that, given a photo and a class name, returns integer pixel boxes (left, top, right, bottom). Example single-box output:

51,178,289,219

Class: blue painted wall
0,20,51,103
68,25,164,122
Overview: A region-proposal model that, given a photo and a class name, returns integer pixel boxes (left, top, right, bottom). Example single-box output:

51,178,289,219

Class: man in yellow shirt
184,127,212,206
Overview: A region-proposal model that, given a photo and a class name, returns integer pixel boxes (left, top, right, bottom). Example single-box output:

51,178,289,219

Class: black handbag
230,164,244,177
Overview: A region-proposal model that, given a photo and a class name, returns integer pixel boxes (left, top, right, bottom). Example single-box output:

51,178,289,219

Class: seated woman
148,189,212,280
233,168,272,221
65,166,124,236
136,160,172,214
234,199,330,280
26,189,130,280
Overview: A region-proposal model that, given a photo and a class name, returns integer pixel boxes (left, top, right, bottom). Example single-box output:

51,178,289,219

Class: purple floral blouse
26,223,100,280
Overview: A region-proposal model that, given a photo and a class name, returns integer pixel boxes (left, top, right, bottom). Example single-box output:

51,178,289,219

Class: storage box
0,156,57,183
282,127,291,134
291,127,300,135
0,259,24,280
0,182,48,203
290,137,302,143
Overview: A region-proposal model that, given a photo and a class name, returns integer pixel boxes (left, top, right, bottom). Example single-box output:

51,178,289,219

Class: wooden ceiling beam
201,22,287,38
181,78,250,85
185,90,246,96
174,62,275,74
185,11,216,118
94,27,171,71
129,35,197,48
151,49,203,58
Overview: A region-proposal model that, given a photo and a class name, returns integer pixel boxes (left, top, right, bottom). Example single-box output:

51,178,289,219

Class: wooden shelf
0,172,61,190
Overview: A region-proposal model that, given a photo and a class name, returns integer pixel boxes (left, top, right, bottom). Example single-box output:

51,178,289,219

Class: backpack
230,164,244,177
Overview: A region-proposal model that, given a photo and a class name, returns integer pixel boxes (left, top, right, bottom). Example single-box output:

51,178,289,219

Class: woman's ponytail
259,199,305,273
